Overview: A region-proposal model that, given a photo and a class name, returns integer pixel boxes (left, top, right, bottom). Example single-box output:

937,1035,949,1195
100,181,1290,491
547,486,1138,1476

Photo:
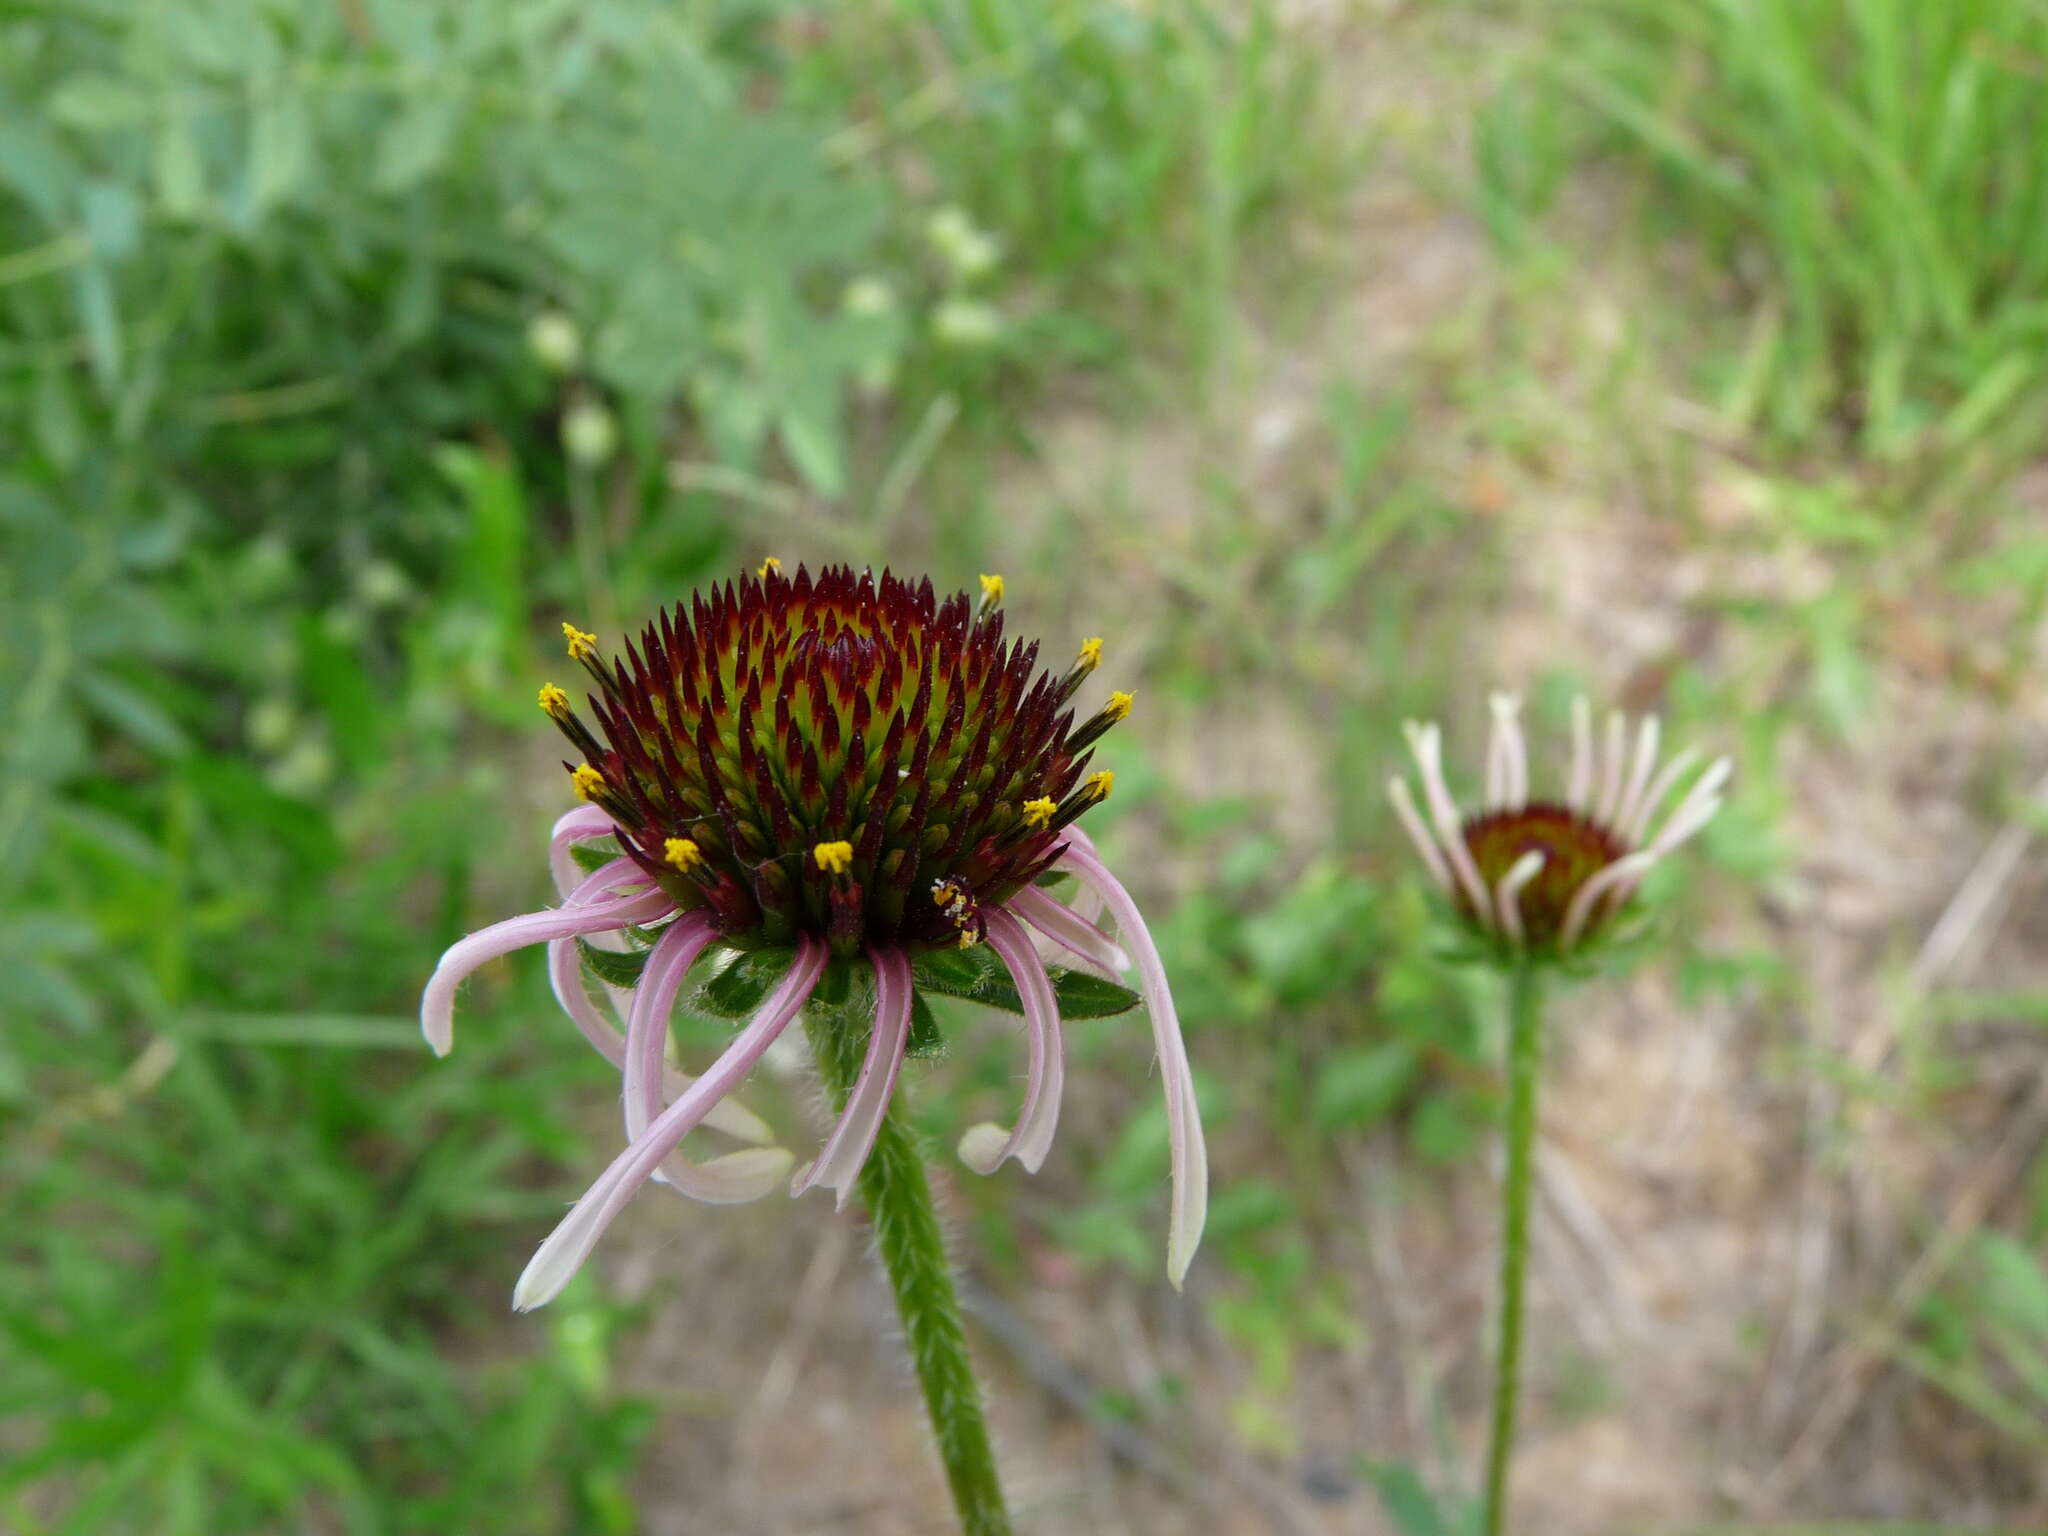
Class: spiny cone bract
554,565,1108,954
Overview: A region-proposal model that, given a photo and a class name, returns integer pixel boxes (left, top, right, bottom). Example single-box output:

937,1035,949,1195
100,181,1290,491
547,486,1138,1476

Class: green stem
1483,965,1544,1536
803,1005,1013,1536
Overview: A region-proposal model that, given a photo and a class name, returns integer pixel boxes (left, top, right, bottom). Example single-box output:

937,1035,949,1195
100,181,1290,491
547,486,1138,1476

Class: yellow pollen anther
758,557,782,577
538,683,571,717
957,930,978,949
813,840,855,876
1021,796,1057,829
664,838,702,872
979,572,1004,605
570,764,606,800
562,622,599,661
1085,770,1115,800
1103,690,1134,722
1076,636,1103,669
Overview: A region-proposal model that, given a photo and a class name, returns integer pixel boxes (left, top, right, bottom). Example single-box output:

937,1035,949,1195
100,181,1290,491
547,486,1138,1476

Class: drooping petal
957,908,1065,1177
421,884,675,1057
1493,851,1545,947
545,935,773,1145
1403,721,1492,922
793,947,913,1205
1056,844,1208,1289
623,912,790,1201
550,805,619,897
1386,776,1453,893
1053,826,1109,926
512,936,827,1312
1558,851,1656,950
1010,884,1132,974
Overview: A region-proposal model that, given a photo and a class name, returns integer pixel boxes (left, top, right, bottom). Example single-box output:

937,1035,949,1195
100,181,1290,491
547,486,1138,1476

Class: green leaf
569,839,620,875
1362,1460,1457,1536
80,180,140,261
1047,967,1143,1019
374,95,463,193
1310,1041,1420,1131
71,259,120,389
906,990,944,1058
688,948,795,1019
49,75,148,131
153,114,207,219
1978,1233,2048,1337
576,940,648,990
243,91,311,222
910,945,1141,1019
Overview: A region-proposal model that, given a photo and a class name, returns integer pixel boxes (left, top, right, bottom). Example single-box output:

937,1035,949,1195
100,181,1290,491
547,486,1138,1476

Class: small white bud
561,401,618,465
527,310,581,374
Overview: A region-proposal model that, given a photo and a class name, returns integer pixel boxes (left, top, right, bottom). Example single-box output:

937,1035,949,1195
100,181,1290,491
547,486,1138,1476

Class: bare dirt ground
593,9,2048,1532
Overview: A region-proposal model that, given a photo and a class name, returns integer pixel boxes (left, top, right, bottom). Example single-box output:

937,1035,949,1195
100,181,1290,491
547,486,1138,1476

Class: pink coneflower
1387,693,1731,959
421,565,1206,1308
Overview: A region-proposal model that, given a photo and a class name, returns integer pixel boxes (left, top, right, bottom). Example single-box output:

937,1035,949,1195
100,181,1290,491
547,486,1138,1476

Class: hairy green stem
803,1003,1012,1536
1483,965,1544,1536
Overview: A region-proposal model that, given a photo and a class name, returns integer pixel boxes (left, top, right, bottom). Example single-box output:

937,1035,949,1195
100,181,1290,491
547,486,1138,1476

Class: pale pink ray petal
422,885,674,1057
1493,851,1546,947
550,805,619,897
1558,851,1657,950
1567,695,1595,813
626,913,770,1201
793,947,914,1205
1487,693,1527,810
1645,757,1733,855
957,908,1065,1176
1010,884,1132,974
1387,776,1453,892
1503,696,1529,808
1052,826,1108,925
561,856,656,906
1403,721,1493,924
512,937,827,1311
1056,845,1208,1290
545,936,773,1146
1485,700,1510,810
1613,715,1663,838
1621,746,1700,846
1594,709,1629,827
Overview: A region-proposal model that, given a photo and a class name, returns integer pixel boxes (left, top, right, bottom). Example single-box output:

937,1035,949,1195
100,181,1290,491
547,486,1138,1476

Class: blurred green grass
4,1,2047,1531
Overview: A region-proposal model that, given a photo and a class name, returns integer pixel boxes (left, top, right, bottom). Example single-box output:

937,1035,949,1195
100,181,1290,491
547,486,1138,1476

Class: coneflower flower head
1388,693,1731,965
542,564,1118,956
422,566,1206,1309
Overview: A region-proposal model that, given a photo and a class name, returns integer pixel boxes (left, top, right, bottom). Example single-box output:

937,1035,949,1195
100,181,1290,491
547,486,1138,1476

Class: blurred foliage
0,0,1354,1527
1519,0,2048,460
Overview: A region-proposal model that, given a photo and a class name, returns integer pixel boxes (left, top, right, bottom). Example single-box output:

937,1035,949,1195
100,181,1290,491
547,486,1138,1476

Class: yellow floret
758,557,782,577
1103,690,1134,722
538,682,571,717
1075,636,1103,669
813,840,855,876
978,572,1005,605
562,622,599,661
1021,796,1057,829
664,838,702,872
570,764,606,800
1085,770,1115,800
